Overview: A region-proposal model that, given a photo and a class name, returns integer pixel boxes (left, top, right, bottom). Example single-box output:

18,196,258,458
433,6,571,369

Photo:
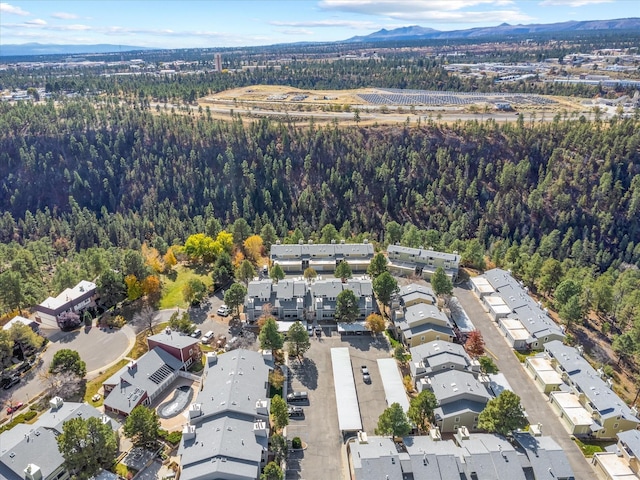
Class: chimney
24,464,43,480
189,403,203,420
182,424,196,441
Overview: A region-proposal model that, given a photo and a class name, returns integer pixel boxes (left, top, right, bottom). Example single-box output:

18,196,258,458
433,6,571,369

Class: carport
376,358,409,413
337,321,369,335
330,347,362,434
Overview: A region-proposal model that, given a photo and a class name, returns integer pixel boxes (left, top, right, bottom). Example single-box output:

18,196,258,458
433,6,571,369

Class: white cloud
0,2,29,15
539,0,612,5
318,0,531,23
2,22,91,31
25,18,47,26
270,19,377,29
51,12,79,20
280,28,315,35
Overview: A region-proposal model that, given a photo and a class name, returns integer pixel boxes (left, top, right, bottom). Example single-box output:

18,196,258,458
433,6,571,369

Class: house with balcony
34,280,96,328
592,429,640,480
409,340,479,381
273,279,307,320
417,369,492,433
393,303,454,347
270,240,374,273
308,277,375,322
545,340,640,438
179,350,272,480
348,429,573,480
0,398,119,480
386,245,460,281
244,279,276,322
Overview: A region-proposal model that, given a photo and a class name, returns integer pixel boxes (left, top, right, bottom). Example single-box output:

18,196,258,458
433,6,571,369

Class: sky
0,0,635,48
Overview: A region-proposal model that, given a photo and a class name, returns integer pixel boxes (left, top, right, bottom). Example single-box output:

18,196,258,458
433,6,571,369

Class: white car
217,305,230,316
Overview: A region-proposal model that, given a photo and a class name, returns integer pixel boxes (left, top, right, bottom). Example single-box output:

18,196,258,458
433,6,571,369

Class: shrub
159,429,183,446
291,437,302,449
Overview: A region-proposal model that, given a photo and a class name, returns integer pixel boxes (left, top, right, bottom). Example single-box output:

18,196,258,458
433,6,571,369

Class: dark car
314,327,322,337
288,406,304,418
2,377,20,390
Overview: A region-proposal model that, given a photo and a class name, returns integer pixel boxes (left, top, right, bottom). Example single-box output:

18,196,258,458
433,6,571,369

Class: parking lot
285,332,392,480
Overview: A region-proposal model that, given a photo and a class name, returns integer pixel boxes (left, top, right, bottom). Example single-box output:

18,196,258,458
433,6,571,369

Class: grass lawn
573,437,606,457
160,265,213,309
84,359,128,405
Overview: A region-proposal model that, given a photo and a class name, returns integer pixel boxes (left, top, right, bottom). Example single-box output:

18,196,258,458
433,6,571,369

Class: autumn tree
124,274,143,301
142,243,165,273
303,267,318,281
335,289,359,323
163,247,177,270
464,331,485,358
244,234,264,264
365,313,386,335
142,275,161,304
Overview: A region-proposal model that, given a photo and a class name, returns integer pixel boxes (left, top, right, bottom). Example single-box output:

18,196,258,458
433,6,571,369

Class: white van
202,331,215,344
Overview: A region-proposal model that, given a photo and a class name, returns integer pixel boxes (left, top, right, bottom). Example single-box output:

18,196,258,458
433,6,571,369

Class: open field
159,265,213,309
192,85,598,126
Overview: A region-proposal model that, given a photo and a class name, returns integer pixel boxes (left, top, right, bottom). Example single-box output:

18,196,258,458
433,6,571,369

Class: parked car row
287,391,308,417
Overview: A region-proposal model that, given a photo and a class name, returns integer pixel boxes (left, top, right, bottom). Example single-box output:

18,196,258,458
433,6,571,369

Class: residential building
409,340,478,381
524,354,564,394
386,245,460,281
270,239,374,273
424,370,492,432
0,398,119,480
2,315,38,332
103,347,183,416
592,429,640,480
244,279,276,322
397,283,436,308
308,277,375,322
348,429,574,480
179,350,272,480
475,269,565,350
147,328,201,369
393,303,454,347
545,340,640,438
244,277,374,323
34,280,96,328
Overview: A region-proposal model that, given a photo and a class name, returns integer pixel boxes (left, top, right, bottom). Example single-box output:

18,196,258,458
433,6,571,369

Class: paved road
454,282,599,479
285,332,391,480
0,324,131,420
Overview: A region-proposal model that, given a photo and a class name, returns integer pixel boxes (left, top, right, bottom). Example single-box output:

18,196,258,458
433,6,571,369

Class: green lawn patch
160,265,213,309
84,359,129,404
573,437,606,457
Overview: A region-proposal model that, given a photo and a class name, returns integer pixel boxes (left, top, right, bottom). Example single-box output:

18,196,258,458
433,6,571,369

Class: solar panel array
149,364,176,384
358,89,556,106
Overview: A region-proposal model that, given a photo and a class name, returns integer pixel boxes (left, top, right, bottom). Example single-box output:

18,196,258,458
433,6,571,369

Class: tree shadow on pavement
286,450,304,479
290,357,318,390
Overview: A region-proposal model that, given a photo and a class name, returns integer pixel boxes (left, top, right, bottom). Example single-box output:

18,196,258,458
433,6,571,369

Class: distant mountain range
0,43,153,57
344,17,640,42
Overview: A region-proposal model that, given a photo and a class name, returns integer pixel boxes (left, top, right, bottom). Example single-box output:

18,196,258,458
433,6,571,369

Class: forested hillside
1,99,639,271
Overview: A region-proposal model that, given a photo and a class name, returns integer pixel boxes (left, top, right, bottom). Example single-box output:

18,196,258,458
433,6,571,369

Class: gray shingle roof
179,349,271,480
617,429,640,458
429,369,492,405
545,340,639,423
147,329,200,350
0,402,119,480
103,347,183,415
404,304,449,326
247,279,274,299
350,437,404,480
513,432,575,480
